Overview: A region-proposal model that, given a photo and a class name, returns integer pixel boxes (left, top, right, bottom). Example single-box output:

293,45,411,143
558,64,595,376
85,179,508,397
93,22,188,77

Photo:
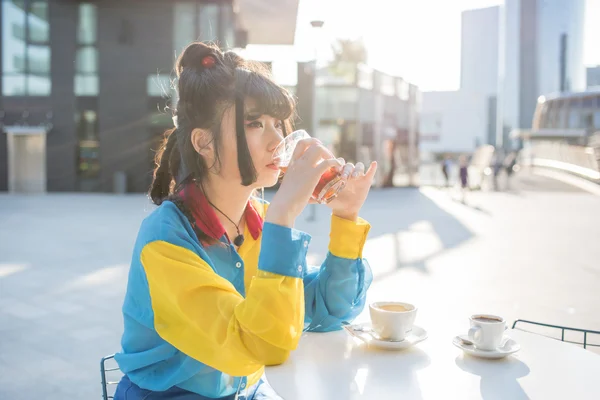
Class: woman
114,42,376,399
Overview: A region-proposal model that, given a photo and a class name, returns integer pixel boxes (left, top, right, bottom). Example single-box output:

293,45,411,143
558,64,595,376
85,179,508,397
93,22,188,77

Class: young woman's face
216,98,285,188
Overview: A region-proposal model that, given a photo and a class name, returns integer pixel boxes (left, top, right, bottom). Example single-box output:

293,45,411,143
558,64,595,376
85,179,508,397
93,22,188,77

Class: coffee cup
369,302,417,341
468,314,506,350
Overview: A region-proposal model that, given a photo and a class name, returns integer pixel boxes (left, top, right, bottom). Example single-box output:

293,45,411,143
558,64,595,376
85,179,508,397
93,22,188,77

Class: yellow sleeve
141,238,305,377
328,214,371,259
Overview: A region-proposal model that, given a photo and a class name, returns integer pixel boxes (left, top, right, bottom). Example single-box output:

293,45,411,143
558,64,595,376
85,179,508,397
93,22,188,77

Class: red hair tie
201,55,216,68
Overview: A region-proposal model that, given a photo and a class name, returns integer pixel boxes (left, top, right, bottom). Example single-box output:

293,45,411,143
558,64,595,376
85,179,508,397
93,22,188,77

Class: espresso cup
468,314,506,350
369,302,417,341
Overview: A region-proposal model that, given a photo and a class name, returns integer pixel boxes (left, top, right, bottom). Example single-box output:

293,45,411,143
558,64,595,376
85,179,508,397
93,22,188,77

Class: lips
266,163,279,171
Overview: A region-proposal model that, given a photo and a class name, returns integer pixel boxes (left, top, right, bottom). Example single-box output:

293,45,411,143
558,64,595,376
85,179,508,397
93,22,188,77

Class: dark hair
149,42,294,243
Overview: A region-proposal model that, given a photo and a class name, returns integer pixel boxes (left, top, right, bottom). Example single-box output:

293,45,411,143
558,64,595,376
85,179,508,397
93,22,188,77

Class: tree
331,38,368,65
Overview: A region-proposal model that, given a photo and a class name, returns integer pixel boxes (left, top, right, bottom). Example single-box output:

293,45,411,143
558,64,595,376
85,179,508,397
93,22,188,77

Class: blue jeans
114,375,282,400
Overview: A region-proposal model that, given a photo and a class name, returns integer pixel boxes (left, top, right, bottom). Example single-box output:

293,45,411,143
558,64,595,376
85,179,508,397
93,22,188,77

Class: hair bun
223,51,244,69
176,42,222,77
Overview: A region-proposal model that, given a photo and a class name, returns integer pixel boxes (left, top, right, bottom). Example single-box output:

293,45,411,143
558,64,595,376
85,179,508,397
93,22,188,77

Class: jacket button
236,262,242,268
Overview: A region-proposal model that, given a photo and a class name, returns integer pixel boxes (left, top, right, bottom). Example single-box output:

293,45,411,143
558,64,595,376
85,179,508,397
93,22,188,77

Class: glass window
27,45,50,74
2,74,27,95
567,99,582,129
147,74,172,97
174,3,196,54
75,75,99,96
75,3,98,96
3,1,27,74
27,1,49,43
27,74,51,95
397,79,410,101
221,5,235,48
537,101,549,129
76,47,97,74
2,0,51,96
555,100,568,129
198,4,220,42
594,109,600,129
582,96,595,108
77,110,100,178
77,4,97,45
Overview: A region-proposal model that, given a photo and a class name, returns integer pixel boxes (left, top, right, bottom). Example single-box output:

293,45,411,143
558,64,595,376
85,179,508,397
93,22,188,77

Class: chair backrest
101,354,122,400
512,319,600,354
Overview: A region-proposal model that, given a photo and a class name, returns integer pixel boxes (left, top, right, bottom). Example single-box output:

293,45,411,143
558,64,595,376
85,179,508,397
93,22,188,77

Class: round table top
266,328,600,399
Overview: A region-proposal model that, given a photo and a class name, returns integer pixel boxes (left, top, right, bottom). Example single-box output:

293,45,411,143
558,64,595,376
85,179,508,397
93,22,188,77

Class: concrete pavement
1,175,599,399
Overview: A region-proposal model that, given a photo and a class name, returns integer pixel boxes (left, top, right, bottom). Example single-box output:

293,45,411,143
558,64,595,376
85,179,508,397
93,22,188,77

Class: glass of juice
272,130,346,204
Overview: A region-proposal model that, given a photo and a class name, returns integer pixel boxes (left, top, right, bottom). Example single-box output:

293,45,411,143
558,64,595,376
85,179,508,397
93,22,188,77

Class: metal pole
307,21,323,222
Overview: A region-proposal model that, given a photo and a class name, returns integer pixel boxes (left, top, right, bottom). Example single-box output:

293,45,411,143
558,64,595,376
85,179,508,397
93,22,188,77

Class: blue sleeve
303,254,373,332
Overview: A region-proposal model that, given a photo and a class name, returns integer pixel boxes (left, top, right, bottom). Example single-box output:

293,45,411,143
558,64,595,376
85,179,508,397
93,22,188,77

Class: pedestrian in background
459,155,469,203
441,156,451,187
504,151,518,190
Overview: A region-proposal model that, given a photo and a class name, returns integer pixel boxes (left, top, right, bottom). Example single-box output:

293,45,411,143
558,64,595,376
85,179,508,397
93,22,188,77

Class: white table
266,329,600,399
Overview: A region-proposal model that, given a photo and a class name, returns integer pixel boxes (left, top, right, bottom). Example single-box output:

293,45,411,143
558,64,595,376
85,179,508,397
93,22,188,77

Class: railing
523,138,600,181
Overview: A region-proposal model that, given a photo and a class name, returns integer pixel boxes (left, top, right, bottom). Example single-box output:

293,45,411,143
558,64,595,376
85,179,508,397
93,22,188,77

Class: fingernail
341,172,349,179
352,172,359,178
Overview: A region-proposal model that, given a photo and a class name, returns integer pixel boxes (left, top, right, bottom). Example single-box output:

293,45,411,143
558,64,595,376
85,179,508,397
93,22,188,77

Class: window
220,5,235,48
173,2,235,56
76,110,100,178
75,3,98,96
199,4,220,42
147,74,173,97
396,79,410,101
554,100,568,129
2,0,51,96
537,101,549,129
567,98,582,129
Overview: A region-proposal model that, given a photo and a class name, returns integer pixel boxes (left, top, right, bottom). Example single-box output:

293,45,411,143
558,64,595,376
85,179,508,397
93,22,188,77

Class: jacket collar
180,183,263,243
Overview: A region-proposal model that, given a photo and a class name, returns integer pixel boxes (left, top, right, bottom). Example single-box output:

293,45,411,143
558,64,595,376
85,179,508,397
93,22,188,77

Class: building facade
460,6,500,96
587,66,600,89
297,62,420,187
0,0,298,193
496,0,585,148
419,6,499,155
419,91,488,154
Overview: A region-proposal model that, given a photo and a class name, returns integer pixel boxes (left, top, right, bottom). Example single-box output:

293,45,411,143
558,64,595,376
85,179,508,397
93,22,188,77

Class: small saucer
452,335,520,359
343,322,428,350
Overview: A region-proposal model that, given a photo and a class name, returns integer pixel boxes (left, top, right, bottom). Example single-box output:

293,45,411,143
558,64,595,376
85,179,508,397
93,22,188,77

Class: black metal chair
101,354,122,400
512,319,600,350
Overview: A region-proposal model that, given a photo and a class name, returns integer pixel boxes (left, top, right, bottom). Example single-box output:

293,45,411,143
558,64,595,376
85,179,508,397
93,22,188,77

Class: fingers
352,162,365,178
345,161,377,181
340,163,354,179
302,143,336,166
365,161,377,181
289,138,320,164
316,158,344,175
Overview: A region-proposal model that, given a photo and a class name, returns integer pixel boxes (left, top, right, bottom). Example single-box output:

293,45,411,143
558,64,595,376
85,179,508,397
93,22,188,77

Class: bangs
235,67,296,121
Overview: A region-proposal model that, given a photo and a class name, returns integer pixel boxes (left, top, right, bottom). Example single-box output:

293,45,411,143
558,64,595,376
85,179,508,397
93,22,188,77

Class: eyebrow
244,110,263,120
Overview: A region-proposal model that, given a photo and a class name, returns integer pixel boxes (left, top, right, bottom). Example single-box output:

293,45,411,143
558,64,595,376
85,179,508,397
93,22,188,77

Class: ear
190,128,213,156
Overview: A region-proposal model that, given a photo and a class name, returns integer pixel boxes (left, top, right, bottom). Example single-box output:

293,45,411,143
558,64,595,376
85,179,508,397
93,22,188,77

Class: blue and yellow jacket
115,191,372,398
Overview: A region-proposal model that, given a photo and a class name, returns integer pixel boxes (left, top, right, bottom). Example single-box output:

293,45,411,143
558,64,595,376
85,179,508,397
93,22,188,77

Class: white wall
419,90,487,154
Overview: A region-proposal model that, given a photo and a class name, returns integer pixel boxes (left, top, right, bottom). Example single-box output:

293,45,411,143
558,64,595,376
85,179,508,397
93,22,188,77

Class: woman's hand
326,161,377,221
267,139,343,228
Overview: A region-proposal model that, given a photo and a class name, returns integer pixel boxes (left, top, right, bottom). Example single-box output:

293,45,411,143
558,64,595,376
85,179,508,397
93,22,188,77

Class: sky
244,0,600,91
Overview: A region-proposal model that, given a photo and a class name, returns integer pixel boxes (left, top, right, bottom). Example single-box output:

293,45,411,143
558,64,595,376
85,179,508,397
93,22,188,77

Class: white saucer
343,322,428,350
453,335,520,359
